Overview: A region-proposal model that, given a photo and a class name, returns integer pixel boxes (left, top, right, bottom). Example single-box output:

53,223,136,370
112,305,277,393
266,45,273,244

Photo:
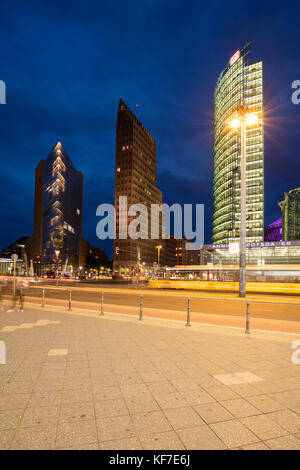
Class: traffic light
115,246,120,255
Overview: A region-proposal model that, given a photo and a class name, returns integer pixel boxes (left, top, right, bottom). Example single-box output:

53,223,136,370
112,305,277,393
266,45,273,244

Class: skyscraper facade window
213,43,264,244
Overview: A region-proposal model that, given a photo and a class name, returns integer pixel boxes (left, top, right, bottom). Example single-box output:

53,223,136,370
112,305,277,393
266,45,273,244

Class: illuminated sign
229,50,240,66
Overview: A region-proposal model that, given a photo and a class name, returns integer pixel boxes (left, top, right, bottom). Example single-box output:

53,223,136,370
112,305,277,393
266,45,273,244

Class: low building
180,241,300,266
264,218,282,242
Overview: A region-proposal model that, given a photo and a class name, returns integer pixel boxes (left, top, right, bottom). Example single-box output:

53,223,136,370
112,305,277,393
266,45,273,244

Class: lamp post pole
157,246,162,267
230,108,259,298
239,118,247,298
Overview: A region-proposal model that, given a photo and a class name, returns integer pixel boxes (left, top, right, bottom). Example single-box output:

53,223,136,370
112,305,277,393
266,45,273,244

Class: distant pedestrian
7,278,28,312
18,279,28,312
0,278,3,310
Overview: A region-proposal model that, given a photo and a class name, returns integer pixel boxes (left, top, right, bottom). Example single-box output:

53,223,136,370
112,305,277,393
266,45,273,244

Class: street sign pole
12,253,18,297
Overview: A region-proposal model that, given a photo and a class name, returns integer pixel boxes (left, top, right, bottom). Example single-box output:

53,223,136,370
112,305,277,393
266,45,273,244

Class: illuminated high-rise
27,141,83,268
213,43,264,244
113,99,164,276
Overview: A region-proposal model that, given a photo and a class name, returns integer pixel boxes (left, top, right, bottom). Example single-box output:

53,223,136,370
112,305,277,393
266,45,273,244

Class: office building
26,141,83,269
279,188,300,241
213,43,264,244
113,99,164,276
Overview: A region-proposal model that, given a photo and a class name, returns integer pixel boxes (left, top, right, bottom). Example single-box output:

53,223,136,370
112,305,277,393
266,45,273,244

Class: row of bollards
39,289,251,334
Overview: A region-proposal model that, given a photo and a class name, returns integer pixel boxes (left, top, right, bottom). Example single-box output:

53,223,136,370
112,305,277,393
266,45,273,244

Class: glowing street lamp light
229,109,260,298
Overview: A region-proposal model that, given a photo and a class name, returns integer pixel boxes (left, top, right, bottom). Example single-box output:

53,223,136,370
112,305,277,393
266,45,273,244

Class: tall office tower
279,188,300,241
26,141,83,269
113,99,163,276
213,43,264,244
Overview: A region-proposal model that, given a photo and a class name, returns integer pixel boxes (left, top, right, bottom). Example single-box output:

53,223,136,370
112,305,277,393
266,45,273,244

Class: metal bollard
100,291,104,316
139,295,143,321
41,288,45,308
68,289,72,311
186,297,191,327
245,301,250,335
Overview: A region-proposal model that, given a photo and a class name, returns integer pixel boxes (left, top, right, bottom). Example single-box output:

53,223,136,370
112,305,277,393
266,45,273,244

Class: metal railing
32,287,268,335
6,285,300,336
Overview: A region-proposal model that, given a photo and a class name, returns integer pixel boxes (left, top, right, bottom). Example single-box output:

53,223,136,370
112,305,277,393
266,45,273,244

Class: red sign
229,50,240,66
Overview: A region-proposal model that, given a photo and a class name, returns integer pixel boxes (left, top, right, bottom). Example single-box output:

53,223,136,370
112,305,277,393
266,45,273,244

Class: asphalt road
4,284,299,322
2,279,300,334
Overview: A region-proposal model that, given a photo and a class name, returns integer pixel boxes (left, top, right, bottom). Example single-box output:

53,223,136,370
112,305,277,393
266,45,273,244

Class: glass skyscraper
28,141,83,268
213,43,264,244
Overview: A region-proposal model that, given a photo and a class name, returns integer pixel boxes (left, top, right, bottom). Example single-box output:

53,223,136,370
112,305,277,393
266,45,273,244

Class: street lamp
55,250,60,287
156,245,163,267
230,109,260,298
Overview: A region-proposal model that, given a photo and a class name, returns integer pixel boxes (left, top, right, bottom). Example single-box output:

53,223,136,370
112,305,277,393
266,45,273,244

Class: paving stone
11,425,57,450
241,441,270,450
0,409,23,430
180,388,216,406
2,381,35,395
0,429,15,449
125,395,160,414
21,405,60,427
154,392,188,410
140,372,166,383
171,379,199,392
56,419,98,448
94,399,128,419
140,431,185,450
265,435,300,450
0,393,30,411
228,383,261,397
241,415,289,440
97,415,136,442
220,398,260,418
57,442,99,450
246,395,285,413
62,388,93,404
206,385,239,401
211,419,259,448
60,402,95,423
266,409,300,433
177,425,226,450
147,381,176,395
48,349,68,356
132,410,172,435
163,406,205,430
115,374,143,386
28,391,62,408
194,402,234,424
100,437,142,450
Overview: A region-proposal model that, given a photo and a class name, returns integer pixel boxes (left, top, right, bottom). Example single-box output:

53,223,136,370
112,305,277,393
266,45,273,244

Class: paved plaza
0,306,300,450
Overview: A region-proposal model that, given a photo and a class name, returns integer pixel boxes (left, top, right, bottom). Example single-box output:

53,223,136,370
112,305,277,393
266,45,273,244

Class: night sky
1,0,300,258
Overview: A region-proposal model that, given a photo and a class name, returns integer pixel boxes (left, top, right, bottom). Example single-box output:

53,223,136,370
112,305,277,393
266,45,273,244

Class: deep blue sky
1,0,300,258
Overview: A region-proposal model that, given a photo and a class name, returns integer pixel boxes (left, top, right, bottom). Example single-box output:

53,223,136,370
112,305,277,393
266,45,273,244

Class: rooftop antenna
135,103,140,120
